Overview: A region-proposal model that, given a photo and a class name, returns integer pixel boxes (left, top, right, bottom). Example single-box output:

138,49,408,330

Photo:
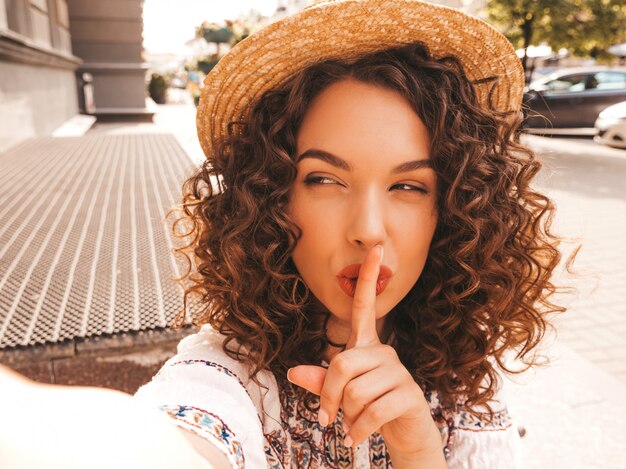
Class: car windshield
530,70,626,93
589,72,626,91
542,74,588,93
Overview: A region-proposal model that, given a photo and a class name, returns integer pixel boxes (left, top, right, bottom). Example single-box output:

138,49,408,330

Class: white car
595,101,626,149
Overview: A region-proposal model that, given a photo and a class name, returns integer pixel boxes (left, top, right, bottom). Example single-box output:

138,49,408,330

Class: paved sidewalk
527,136,626,384
507,135,626,468
0,128,202,391
88,94,206,166
503,336,626,468
0,134,192,347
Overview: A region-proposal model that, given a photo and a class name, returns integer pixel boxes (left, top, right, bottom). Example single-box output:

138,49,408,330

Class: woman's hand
288,246,446,466
0,364,221,468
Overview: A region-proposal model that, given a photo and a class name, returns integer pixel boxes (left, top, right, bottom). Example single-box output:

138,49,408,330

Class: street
524,135,626,383
501,134,626,469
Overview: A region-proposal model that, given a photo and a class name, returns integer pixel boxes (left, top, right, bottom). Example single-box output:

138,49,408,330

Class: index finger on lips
347,245,382,349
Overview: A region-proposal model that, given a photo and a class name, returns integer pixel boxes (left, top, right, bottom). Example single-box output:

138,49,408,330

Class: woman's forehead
296,79,431,166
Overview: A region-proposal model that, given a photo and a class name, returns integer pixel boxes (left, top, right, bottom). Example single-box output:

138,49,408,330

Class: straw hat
196,0,524,158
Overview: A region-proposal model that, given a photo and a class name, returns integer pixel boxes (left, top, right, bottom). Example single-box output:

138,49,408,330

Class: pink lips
336,263,393,298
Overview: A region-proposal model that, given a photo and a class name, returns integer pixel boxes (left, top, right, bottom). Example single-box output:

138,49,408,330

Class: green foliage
195,19,251,52
199,22,235,44
197,58,220,75
486,0,626,67
194,18,253,75
148,73,168,104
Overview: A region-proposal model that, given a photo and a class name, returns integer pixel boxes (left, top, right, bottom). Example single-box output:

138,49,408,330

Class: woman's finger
287,365,327,396
344,385,422,448
318,345,396,424
346,245,383,349
340,364,404,428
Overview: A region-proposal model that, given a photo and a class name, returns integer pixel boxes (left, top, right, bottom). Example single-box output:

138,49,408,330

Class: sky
143,0,279,54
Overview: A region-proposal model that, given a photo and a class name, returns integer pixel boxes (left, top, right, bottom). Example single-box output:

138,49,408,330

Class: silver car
595,101,626,149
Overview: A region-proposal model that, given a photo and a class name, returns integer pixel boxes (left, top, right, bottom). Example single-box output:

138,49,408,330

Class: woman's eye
303,175,337,186
391,183,428,194
303,177,427,193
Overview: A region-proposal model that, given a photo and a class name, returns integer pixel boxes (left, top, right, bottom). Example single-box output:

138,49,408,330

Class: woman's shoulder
139,325,282,426
179,324,277,387
134,325,280,468
171,324,253,376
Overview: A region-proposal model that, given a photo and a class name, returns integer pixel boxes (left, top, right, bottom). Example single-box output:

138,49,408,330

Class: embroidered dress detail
423,388,455,458
171,359,242,382
170,359,253,401
265,373,393,468
160,404,245,469
455,407,513,432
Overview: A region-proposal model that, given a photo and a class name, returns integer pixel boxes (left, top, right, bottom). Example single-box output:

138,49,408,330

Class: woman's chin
322,293,397,322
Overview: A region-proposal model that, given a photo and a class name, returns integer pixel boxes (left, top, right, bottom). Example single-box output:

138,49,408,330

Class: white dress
134,325,523,468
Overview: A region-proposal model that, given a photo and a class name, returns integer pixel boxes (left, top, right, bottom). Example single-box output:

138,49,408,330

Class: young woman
131,0,564,467
0,1,565,468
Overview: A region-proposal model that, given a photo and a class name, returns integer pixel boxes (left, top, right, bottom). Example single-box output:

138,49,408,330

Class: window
6,0,31,36
590,72,626,91
545,74,588,93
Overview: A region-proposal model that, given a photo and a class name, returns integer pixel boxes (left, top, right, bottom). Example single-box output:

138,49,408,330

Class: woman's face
287,78,438,329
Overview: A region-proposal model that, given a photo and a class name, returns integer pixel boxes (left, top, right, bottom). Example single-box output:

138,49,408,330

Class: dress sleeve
445,393,524,469
133,326,272,469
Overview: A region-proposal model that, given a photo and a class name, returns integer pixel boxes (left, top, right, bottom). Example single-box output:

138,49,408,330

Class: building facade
0,0,79,152
67,0,150,118
0,0,149,153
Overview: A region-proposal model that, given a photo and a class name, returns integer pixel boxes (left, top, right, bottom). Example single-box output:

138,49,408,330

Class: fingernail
344,435,353,447
286,368,294,383
318,409,329,427
342,421,350,434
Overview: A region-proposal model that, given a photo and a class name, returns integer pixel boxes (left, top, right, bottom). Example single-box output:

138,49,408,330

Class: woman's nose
345,189,387,249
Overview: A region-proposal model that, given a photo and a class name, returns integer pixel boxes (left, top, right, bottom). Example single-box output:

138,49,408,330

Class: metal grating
0,134,200,348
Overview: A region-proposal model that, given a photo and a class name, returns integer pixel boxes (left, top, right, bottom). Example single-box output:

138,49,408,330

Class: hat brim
196,0,524,158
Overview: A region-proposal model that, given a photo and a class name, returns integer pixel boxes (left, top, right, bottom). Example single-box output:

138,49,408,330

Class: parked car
523,67,626,130
594,101,626,149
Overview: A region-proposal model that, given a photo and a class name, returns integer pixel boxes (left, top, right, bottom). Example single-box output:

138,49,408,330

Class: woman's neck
321,312,392,363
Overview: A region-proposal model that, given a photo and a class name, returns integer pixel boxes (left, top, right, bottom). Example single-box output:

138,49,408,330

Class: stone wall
0,60,78,151
0,0,80,152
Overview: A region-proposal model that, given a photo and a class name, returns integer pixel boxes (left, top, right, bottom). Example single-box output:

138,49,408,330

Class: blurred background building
68,0,150,119
0,0,78,152
0,0,149,154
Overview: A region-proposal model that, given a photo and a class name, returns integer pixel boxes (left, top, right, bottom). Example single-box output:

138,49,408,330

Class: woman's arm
0,364,231,469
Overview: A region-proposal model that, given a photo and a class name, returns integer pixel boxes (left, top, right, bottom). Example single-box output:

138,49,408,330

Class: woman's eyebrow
296,148,432,173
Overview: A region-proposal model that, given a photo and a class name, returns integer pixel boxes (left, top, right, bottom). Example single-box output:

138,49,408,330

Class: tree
196,19,251,56
486,0,626,74
196,20,235,56
194,19,253,74
148,73,168,104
